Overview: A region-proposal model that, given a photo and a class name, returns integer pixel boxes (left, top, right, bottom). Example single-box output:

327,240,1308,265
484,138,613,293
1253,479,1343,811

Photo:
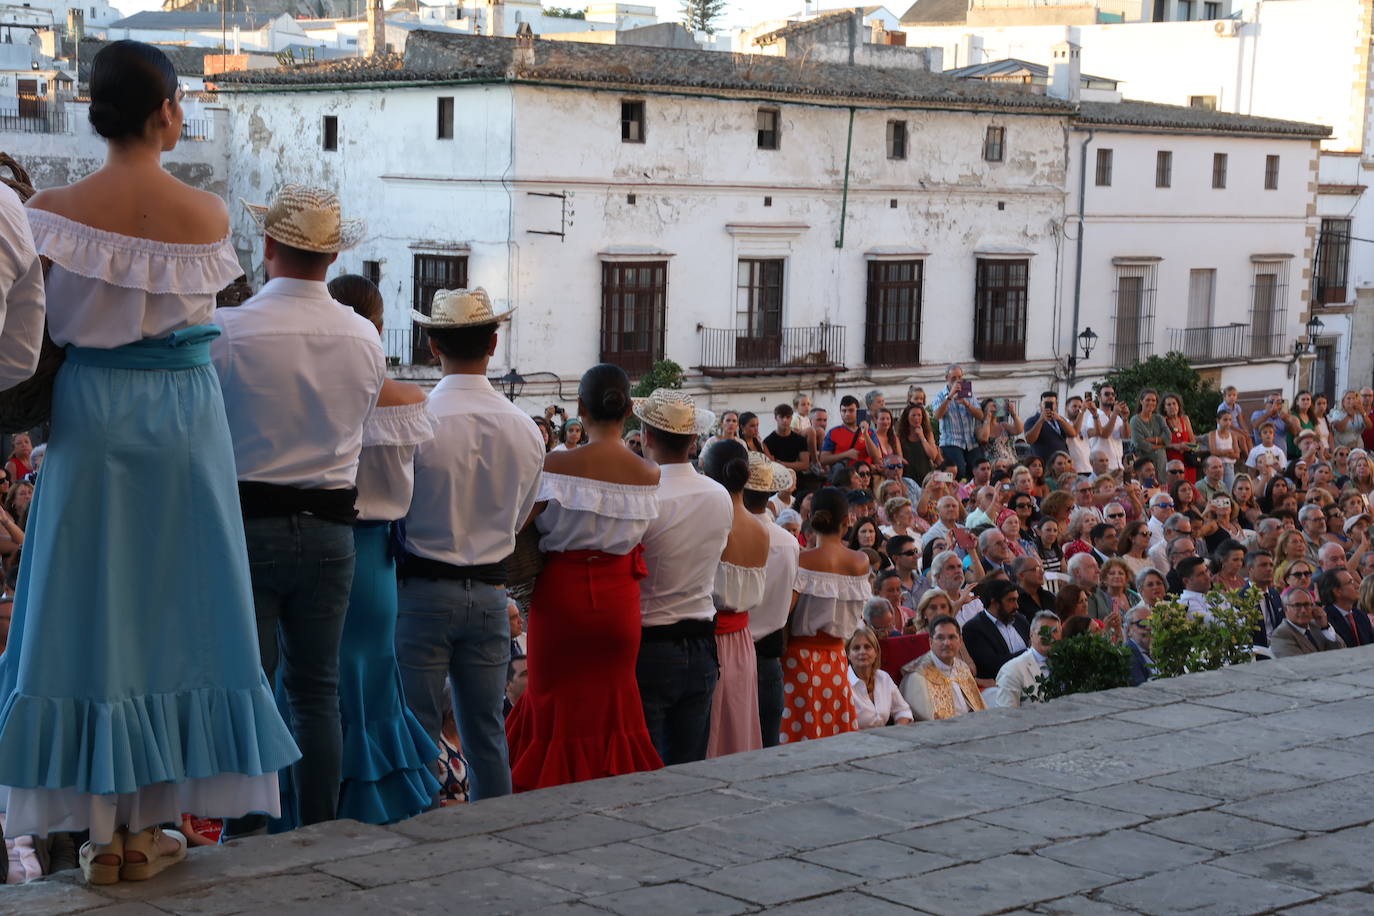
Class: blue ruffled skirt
0,326,301,843
273,521,438,830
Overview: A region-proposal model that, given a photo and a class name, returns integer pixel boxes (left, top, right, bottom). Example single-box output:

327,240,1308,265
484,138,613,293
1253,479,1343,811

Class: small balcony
383,326,436,368
1168,323,1284,363
697,325,846,377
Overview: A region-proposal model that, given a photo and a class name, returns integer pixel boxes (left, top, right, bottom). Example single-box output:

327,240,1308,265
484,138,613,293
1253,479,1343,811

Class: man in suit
1012,554,1055,614
1317,567,1374,648
1242,549,1281,648
1271,587,1345,658
989,611,1059,708
1125,605,1157,686
962,579,1030,683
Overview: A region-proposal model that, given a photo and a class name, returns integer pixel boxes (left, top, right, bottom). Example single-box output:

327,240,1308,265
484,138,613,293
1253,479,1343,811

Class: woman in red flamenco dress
506,364,663,790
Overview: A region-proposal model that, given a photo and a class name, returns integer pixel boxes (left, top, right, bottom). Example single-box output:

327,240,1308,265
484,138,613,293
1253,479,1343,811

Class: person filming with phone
820,395,882,468
1025,391,1075,466
930,364,984,479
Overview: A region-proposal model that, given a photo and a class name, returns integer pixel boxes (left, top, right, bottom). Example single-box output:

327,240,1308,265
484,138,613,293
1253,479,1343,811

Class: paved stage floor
9,646,1374,916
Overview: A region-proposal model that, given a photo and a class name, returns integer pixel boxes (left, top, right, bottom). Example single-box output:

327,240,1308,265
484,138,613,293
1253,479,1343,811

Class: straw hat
745,452,775,492
411,287,514,328
771,464,796,493
242,184,365,253
632,389,715,436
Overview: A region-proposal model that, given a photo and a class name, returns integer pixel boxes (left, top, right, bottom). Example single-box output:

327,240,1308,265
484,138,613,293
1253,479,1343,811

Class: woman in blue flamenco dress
0,41,298,884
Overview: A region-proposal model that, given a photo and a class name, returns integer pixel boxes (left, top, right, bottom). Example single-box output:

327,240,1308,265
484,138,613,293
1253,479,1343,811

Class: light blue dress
0,211,300,843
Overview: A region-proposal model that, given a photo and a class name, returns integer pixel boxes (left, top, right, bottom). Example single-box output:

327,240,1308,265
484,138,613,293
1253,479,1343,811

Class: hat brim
409,305,516,328
632,399,715,436
241,200,367,253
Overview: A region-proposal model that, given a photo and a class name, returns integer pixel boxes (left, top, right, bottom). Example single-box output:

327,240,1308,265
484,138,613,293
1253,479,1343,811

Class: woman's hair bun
703,438,750,493
88,41,178,141
578,363,631,423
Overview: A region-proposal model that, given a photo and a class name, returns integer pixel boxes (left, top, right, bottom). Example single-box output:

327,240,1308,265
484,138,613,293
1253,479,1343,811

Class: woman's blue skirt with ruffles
0,326,300,842
273,521,438,830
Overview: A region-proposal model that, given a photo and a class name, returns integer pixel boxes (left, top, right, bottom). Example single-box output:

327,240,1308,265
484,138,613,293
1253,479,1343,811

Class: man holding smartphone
1085,385,1129,472
1025,391,1074,465
931,364,983,479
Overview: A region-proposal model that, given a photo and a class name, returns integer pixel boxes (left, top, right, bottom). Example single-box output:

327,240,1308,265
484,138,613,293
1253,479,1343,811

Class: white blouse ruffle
355,401,438,523
791,568,869,639
536,472,659,555
27,209,244,349
713,560,766,613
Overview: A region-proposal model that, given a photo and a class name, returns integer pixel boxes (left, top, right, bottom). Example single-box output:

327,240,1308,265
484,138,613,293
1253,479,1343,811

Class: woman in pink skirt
702,441,768,757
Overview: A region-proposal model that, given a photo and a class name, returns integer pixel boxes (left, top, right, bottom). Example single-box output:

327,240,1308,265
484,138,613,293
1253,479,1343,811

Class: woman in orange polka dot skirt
780,487,869,743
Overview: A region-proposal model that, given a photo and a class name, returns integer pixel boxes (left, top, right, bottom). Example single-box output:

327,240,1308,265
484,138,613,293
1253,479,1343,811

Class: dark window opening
865,259,923,367
621,100,645,143
323,115,338,151
983,125,1005,162
974,258,1028,362
601,261,667,376
757,108,780,150
437,97,454,139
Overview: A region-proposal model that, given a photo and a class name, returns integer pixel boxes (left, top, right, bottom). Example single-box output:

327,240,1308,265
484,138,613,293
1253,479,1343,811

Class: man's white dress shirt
404,373,545,566
0,187,44,391
989,646,1048,708
211,277,385,488
640,463,732,627
749,509,801,641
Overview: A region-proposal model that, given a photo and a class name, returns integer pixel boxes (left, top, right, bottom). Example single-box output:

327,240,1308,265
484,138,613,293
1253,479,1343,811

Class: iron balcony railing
698,325,845,374
383,326,438,368
1168,323,1251,362
180,118,213,141
0,110,71,134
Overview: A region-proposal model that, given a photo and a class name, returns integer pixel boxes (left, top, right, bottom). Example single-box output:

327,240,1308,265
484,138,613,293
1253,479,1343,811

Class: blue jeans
756,656,783,748
635,635,718,765
941,444,971,479
234,515,355,833
396,577,511,800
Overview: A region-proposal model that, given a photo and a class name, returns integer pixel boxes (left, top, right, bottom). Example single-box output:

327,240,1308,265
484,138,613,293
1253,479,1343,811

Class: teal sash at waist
65,324,220,371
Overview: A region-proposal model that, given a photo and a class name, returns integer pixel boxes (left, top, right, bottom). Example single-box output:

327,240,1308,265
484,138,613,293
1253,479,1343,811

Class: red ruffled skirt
779,634,858,744
506,547,663,791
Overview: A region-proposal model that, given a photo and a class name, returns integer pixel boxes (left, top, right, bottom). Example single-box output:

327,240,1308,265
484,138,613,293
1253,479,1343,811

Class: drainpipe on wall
1068,127,1093,388
835,106,855,249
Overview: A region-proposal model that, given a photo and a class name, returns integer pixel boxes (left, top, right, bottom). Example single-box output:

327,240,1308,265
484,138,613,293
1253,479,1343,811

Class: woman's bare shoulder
377,379,427,408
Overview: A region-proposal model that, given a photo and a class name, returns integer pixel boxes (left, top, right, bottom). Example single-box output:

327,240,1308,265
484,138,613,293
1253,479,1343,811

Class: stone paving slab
6,646,1374,916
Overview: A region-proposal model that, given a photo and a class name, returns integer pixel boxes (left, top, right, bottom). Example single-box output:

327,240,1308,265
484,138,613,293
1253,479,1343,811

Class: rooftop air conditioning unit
1214,19,1239,37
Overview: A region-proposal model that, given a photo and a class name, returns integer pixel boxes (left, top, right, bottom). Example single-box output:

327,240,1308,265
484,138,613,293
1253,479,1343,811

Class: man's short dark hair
1040,391,1057,401
840,395,860,409
1132,456,1155,473
272,240,335,275
927,613,959,636
1089,523,1114,543
1316,568,1346,606
1177,556,1207,583
1244,548,1273,569
874,569,901,593
886,534,915,557
427,322,499,361
742,489,772,513
774,403,793,419
642,424,694,458
980,578,1018,606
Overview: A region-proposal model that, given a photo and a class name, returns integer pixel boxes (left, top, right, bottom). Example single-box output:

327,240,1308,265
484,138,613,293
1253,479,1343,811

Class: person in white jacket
0,182,45,392
989,611,1060,708
845,627,913,728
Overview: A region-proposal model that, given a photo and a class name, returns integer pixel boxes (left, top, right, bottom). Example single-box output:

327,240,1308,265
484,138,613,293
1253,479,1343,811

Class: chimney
487,0,505,37
1048,37,1081,103
366,0,385,56
871,19,886,45
512,21,534,70
962,33,983,66
66,8,84,43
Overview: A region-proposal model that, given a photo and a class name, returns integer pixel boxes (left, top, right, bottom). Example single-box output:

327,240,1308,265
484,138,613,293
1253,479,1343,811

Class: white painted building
99,12,323,53
210,30,1324,419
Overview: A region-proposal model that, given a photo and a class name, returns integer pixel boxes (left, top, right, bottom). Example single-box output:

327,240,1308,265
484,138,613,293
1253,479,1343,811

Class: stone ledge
8,646,1374,916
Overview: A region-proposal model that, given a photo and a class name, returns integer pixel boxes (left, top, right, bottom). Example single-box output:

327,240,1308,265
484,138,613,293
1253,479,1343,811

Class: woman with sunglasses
1276,559,1316,594
851,461,876,498
1117,520,1154,577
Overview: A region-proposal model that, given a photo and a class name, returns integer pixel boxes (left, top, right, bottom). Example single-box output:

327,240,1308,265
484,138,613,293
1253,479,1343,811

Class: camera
1043,400,1054,412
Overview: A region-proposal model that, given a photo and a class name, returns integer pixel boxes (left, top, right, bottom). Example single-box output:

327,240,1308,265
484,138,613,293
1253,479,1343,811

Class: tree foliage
680,0,727,33
631,359,685,397
543,6,586,18
1100,352,1221,435
1149,586,1263,679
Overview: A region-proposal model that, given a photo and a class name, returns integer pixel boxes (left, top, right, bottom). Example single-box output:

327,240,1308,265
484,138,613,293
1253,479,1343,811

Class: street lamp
1292,314,1324,359
1067,325,1099,382
498,368,526,402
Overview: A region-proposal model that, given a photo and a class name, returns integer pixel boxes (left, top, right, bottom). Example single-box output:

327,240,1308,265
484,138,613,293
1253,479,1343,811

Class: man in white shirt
396,288,544,801
1176,556,1216,621
742,459,800,748
990,611,1059,708
213,186,385,833
1084,384,1128,471
636,389,733,764
0,183,44,392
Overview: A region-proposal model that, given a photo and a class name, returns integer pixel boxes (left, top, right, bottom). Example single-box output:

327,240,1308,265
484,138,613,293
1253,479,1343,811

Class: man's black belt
238,482,357,526
754,628,785,659
397,553,507,587
641,619,715,642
